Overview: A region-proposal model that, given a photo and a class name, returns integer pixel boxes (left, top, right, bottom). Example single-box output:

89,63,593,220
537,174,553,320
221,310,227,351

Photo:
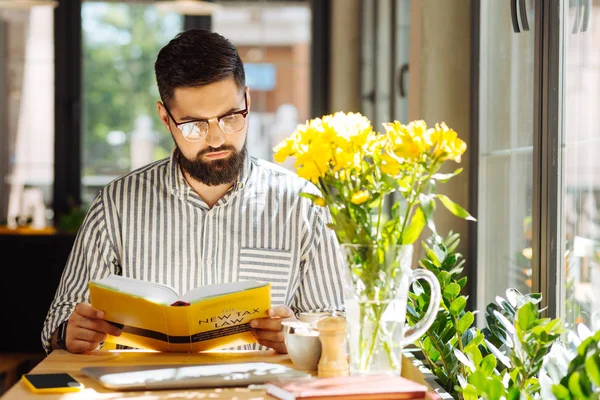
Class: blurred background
0,0,599,392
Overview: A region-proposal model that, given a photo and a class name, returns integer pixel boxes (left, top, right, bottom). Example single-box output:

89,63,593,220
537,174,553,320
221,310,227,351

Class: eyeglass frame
162,92,249,141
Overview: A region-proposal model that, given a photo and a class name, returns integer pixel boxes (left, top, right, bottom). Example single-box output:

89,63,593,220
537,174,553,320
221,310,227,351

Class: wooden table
2,349,302,399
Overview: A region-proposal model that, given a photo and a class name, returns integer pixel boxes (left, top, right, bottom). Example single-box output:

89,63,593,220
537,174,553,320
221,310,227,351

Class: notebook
81,362,311,390
265,374,429,400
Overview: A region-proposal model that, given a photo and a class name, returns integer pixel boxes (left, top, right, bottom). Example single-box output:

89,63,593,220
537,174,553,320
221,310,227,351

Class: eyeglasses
163,93,249,142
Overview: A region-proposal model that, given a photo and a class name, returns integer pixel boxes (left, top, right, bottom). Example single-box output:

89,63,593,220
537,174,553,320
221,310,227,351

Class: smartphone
21,373,84,394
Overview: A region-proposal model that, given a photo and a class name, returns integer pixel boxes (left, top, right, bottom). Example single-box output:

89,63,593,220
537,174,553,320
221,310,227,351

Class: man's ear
157,101,171,132
245,86,251,111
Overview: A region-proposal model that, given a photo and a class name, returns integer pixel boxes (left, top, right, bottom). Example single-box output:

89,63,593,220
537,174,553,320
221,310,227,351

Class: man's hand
58,302,122,353
249,305,294,353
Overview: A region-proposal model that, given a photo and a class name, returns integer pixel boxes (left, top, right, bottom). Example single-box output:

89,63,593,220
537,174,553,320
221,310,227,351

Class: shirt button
206,259,212,267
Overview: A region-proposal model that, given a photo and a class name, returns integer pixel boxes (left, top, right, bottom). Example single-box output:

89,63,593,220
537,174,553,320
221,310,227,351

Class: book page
92,274,180,305
181,280,267,304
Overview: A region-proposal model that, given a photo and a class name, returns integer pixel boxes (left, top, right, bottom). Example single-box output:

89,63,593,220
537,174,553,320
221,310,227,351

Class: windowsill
0,226,57,235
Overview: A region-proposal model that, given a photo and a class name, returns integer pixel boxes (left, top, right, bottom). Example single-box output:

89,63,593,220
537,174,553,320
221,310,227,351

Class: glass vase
340,243,441,376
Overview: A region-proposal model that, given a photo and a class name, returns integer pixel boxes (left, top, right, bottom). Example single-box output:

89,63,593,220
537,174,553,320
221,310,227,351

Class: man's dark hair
155,29,245,106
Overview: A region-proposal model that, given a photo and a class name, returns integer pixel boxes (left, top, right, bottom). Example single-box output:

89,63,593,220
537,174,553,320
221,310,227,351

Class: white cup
282,313,335,371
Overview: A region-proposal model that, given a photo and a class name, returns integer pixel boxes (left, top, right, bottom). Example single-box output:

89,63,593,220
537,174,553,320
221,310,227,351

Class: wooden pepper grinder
317,315,349,377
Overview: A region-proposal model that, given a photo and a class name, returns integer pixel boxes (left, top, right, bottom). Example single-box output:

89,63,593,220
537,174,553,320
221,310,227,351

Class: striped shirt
41,150,345,353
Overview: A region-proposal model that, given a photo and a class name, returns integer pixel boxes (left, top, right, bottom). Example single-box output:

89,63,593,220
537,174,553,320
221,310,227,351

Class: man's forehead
170,81,243,119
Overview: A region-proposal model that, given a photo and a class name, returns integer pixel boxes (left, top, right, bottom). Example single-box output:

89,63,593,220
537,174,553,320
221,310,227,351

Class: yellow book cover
88,274,271,352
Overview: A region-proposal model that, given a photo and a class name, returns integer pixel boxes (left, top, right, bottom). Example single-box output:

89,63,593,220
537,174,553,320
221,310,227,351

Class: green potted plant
408,231,600,400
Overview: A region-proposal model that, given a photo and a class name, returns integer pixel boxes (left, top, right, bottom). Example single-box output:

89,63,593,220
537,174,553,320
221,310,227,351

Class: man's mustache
197,145,237,158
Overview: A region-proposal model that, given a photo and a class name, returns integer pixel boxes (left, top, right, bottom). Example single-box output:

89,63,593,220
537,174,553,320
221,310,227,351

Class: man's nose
204,120,225,148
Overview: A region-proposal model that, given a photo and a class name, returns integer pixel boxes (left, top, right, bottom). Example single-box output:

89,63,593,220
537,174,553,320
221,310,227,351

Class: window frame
53,0,83,225
470,0,563,318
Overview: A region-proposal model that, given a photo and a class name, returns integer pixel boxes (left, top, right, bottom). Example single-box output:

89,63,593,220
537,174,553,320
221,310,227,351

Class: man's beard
175,140,247,187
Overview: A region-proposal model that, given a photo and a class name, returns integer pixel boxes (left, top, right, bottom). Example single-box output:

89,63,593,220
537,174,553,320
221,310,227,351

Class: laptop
81,362,312,391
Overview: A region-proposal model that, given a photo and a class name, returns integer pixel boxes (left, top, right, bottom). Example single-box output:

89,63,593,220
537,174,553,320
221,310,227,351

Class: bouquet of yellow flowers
274,112,472,246
273,112,474,375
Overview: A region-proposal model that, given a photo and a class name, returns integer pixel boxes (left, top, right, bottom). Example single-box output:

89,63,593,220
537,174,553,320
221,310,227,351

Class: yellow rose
350,190,370,205
273,138,296,163
296,161,322,184
431,122,466,162
380,151,402,176
382,120,432,162
272,112,378,184
314,197,326,207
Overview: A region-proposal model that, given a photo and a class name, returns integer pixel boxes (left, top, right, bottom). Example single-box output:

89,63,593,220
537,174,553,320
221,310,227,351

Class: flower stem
362,303,383,370
451,314,466,377
399,168,418,243
375,196,384,240
399,166,435,244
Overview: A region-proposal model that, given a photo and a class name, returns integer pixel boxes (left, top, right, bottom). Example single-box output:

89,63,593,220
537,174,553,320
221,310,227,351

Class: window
213,1,312,165
0,4,55,229
80,1,312,200
476,0,536,315
475,0,600,328
360,0,411,128
81,2,183,204
559,0,600,331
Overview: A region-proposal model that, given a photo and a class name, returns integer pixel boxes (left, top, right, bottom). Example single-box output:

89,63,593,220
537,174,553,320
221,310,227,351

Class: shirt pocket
238,247,293,306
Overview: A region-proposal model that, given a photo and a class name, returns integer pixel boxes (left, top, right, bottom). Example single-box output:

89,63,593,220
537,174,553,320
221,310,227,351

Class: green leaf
457,311,475,335
522,292,543,306
443,230,461,252
438,271,452,288
579,337,595,357
436,194,476,221
380,173,400,190
551,384,572,400
484,339,512,368
443,283,461,301
432,167,463,182
402,207,426,245
464,342,483,368
517,302,538,331
585,353,600,386
493,310,516,335
568,371,586,399
507,386,520,400
425,245,441,267
480,354,497,377
450,297,467,316
411,280,425,296
487,378,504,400
417,293,428,309
422,336,433,352
457,276,468,289
545,318,564,334
441,253,458,270
467,370,486,389
299,192,323,202
462,385,479,400
495,296,516,316
454,348,476,371
419,259,437,271
418,193,437,233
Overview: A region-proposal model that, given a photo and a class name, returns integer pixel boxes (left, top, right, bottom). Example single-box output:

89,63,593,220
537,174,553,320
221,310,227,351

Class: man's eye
220,114,237,122
180,123,198,136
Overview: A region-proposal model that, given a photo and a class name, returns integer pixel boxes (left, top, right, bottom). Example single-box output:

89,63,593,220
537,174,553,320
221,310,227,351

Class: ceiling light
0,0,58,8
155,0,223,16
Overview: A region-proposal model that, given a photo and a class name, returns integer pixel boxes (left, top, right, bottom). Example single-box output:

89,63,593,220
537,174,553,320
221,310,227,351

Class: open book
89,274,271,352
